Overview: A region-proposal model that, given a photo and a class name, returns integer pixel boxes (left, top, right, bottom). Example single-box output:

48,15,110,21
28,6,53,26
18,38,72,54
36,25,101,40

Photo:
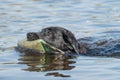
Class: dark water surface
0,0,120,80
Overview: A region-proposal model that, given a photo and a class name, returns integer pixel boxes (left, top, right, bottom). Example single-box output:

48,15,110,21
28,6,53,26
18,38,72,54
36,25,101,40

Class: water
0,0,120,80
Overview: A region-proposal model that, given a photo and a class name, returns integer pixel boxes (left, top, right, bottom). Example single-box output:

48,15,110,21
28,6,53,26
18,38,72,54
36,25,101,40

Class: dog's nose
27,32,39,41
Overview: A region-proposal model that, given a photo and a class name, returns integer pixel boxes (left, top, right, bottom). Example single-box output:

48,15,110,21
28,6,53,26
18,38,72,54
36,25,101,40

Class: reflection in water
18,52,76,77
45,72,71,77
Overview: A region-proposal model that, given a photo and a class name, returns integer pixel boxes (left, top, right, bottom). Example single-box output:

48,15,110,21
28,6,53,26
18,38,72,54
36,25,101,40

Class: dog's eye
47,31,50,34
44,30,51,36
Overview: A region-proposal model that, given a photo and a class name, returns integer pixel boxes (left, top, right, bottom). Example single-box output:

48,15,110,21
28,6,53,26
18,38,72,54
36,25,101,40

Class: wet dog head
27,27,80,54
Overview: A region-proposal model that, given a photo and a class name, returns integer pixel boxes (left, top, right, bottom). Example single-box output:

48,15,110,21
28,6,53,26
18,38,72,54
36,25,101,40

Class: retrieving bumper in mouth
17,39,64,54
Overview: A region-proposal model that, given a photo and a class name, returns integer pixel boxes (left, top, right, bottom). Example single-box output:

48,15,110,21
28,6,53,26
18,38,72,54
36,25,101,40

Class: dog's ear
62,30,79,54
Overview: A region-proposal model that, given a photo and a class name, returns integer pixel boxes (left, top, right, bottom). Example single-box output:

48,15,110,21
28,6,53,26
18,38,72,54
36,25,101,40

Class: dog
25,26,120,57
27,26,85,54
